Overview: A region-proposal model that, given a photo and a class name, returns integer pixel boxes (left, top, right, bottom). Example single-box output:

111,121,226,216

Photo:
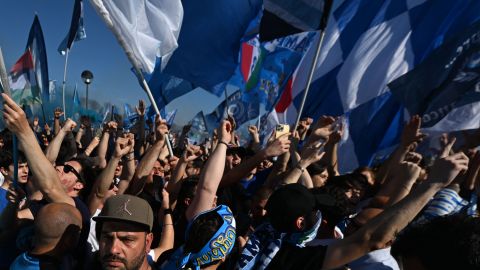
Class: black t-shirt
28,197,91,264
265,242,327,270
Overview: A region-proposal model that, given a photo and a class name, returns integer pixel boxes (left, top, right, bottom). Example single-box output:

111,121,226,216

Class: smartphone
153,175,165,203
275,124,290,139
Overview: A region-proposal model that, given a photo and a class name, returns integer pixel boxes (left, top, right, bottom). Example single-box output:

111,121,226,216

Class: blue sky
0,0,223,125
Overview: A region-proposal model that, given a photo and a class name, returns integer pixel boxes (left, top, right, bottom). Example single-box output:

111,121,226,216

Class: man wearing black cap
94,194,154,270
238,151,469,270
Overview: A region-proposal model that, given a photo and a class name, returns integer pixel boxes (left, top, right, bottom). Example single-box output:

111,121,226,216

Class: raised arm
126,117,167,195
2,94,74,206
166,145,200,202
44,118,77,164
151,188,174,261
53,107,63,135
117,133,136,194
219,135,291,188
185,120,232,221
322,152,469,269
88,136,133,214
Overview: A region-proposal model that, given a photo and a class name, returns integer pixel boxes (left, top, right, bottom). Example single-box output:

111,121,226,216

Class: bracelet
123,156,135,162
163,208,173,215
295,164,305,173
163,223,174,226
218,141,229,147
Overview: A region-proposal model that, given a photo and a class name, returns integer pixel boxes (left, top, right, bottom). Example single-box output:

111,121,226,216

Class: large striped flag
269,0,480,172
58,0,87,55
9,50,41,106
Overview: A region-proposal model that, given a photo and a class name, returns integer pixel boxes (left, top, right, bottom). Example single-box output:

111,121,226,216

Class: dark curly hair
391,214,480,270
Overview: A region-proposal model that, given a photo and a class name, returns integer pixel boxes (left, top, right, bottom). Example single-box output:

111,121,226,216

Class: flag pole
0,47,18,188
224,88,230,118
61,49,70,120
133,67,174,157
292,0,333,133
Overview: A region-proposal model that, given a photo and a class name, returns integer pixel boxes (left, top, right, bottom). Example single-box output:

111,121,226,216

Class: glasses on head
63,164,84,184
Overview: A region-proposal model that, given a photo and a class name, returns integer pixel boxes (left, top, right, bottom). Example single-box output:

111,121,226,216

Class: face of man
114,163,124,178
6,162,29,184
99,221,153,270
312,170,329,188
55,160,83,195
225,153,241,170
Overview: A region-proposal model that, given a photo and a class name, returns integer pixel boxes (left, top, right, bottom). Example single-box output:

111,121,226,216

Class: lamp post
81,70,93,110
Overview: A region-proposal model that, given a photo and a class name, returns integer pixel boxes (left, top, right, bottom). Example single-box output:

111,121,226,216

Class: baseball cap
93,194,154,231
265,183,335,233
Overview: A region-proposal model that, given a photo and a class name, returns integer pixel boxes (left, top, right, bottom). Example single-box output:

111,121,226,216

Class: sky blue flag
73,84,81,107
146,57,195,110
205,90,259,132
58,0,86,55
188,111,209,145
164,0,262,95
25,15,50,104
274,0,480,172
230,32,314,112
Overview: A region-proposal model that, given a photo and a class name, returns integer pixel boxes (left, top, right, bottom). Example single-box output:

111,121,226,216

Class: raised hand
264,134,291,157
54,107,64,119
439,134,456,158
306,115,337,146
113,136,134,158
404,151,423,164
428,152,469,187
218,120,233,145
299,141,326,165
2,93,31,135
392,161,422,183
401,115,426,148
135,99,146,116
155,116,169,141
61,118,77,133
105,121,118,133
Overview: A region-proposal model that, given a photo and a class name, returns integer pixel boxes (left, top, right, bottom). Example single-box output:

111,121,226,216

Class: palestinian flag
9,49,42,106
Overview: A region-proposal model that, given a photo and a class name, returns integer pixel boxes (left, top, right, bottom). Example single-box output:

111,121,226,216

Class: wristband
163,208,173,215
295,164,305,173
218,141,229,147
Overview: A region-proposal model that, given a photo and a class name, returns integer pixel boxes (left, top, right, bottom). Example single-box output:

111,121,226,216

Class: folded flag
58,0,87,55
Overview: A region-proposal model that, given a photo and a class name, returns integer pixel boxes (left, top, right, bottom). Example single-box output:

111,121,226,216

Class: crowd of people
0,93,479,270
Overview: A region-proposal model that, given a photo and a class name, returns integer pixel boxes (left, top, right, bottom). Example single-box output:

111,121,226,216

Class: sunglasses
109,179,120,190
63,164,84,184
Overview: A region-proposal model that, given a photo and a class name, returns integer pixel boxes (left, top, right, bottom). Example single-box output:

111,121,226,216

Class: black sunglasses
109,179,120,190
63,164,84,184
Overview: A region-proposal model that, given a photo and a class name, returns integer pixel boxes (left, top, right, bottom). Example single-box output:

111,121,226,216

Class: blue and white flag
389,20,480,133
58,0,86,55
270,0,480,171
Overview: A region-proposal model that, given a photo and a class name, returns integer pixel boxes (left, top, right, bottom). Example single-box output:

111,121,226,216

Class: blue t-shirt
0,187,8,214
10,253,39,270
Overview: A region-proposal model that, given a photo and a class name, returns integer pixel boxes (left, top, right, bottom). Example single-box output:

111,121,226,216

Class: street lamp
81,70,93,110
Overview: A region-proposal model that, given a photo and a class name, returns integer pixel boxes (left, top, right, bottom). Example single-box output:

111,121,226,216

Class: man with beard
94,194,154,270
